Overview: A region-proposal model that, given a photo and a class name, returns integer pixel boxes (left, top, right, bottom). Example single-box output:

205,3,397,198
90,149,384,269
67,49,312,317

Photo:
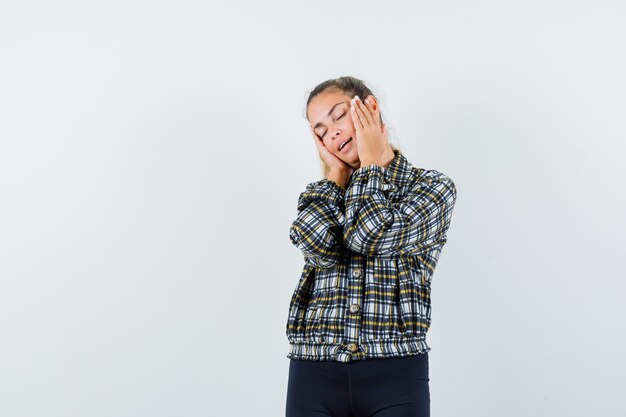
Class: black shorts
286,353,430,417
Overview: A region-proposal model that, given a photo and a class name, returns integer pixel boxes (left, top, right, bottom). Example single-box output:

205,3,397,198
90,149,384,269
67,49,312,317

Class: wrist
359,160,383,168
326,168,351,190
359,146,395,169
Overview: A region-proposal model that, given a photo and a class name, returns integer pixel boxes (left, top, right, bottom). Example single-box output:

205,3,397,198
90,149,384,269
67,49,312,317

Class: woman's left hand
350,95,389,167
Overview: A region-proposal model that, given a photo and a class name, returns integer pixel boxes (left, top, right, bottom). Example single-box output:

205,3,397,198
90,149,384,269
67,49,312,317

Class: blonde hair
303,75,400,179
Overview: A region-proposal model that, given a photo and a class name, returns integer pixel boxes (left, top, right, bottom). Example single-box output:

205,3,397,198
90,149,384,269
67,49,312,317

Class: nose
331,129,342,141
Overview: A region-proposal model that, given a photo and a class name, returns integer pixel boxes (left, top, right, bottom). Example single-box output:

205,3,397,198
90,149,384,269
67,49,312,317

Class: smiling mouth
339,138,352,151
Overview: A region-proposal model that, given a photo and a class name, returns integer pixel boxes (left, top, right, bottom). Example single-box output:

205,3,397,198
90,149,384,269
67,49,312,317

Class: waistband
287,335,431,363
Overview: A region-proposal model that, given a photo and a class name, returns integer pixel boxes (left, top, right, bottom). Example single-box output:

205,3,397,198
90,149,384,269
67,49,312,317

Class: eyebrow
312,101,346,130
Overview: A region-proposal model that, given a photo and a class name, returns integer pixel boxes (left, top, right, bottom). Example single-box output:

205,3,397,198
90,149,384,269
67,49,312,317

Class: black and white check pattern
287,149,457,362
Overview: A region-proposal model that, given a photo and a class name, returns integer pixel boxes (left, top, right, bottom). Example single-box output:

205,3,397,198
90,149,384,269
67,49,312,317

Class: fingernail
355,95,360,101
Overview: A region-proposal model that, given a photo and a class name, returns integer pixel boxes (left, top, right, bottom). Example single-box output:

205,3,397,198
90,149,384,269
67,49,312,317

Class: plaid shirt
286,149,457,362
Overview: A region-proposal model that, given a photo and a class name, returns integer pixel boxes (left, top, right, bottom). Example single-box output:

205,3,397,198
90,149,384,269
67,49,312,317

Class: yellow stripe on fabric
291,223,338,257
311,293,346,302
361,320,429,329
400,288,431,299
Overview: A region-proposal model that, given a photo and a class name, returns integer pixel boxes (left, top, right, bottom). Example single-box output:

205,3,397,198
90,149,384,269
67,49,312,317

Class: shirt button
347,343,358,352
349,304,360,313
353,268,362,278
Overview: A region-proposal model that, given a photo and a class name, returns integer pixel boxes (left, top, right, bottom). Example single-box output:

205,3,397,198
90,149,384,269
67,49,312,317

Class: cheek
340,117,354,132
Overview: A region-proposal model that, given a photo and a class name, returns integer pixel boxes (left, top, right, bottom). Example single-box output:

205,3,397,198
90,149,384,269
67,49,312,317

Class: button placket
343,265,364,356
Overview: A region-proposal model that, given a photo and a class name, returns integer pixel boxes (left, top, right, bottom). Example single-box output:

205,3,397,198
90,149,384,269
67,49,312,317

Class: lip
339,138,353,152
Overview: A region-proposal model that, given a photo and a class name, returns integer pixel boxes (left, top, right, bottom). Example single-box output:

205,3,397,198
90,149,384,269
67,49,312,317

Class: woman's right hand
309,126,353,176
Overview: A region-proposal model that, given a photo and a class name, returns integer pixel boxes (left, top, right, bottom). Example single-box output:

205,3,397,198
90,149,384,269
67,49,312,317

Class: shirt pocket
286,265,315,342
305,268,346,343
360,277,404,340
312,267,342,292
397,256,432,334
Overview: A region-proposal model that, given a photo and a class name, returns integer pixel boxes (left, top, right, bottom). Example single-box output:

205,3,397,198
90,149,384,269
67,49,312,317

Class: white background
1,1,625,416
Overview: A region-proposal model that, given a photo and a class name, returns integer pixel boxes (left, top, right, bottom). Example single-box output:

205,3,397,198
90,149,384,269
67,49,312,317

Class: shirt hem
286,335,431,363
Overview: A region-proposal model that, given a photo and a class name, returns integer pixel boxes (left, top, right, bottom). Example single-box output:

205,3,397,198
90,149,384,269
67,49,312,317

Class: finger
364,96,380,127
354,96,374,127
310,126,343,166
353,96,373,128
350,99,363,132
350,98,363,131
310,127,324,150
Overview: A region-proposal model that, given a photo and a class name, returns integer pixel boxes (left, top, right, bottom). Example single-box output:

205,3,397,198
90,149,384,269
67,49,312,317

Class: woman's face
307,88,362,167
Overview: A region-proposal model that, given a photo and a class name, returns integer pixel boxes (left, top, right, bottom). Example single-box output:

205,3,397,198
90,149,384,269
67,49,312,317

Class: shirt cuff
348,165,397,194
298,178,346,210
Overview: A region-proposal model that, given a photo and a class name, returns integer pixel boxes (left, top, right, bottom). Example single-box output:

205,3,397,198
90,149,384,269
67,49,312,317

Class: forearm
343,165,457,258
289,178,347,268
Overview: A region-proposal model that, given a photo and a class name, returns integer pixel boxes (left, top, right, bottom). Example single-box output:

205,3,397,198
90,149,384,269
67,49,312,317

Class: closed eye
320,112,346,139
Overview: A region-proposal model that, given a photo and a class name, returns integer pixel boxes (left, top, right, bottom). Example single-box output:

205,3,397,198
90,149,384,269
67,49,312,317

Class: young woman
285,76,457,417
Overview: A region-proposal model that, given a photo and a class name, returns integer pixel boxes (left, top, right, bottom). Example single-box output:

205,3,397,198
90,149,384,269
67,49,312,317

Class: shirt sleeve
289,179,346,268
342,165,457,259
